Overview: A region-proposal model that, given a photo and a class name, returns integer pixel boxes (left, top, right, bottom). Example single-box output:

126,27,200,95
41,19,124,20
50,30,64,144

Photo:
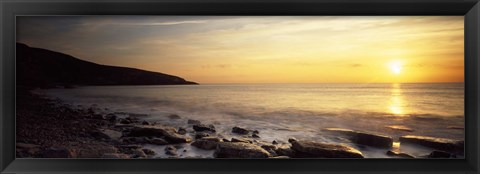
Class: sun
390,61,402,75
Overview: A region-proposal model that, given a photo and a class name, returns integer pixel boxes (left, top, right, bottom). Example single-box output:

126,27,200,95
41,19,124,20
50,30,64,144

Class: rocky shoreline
16,89,464,159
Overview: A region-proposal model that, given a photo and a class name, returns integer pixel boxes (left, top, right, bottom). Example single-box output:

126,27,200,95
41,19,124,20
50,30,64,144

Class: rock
323,128,393,148
386,150,415,158
191,137,222,150
119,144,142,149
120,119,131,124
165,145,177,156
100,129,122,140
178,127,187,135
193,124,216,132
222,138,231,142
106,113,117,122
125,137,149,144
399,135,463,152
275,147,295,157
142,121,149,125
232,126,249,135
101,153,130,158
16,143,39,149
272,140,278,145
270,156,290,158
355,132,393,148
214,142,270,158
149,138,169,145
142,149,156,155
90,130,112,140
386,125,413,132
42,148,77,158
447,126,464,130
428,150,452,158
291,141,364,158
195,132,210,139
231,138,252,143
133,149,147,158
77,146,118,158
129,126,191,143
252,133,260,138
168,114,181,119
187,119,201,125
253,130,260,134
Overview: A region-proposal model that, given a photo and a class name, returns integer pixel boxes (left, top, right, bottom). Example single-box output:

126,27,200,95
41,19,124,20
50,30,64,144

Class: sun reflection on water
389,83,405,116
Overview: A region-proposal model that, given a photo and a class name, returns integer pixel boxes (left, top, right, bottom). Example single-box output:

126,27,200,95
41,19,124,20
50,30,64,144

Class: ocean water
39,83,464,158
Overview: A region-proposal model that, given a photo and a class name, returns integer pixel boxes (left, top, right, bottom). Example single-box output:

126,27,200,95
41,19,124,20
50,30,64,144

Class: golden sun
390,61,402,75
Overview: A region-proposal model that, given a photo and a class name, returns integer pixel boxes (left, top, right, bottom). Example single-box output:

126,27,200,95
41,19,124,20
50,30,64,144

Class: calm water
39,83,464,158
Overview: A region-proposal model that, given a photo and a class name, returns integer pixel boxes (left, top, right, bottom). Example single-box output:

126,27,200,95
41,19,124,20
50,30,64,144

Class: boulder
193,124,216,132
142,148,156,155
428,150,452,158
214,142,270,158
129,126,191,143
100,129,122,140
275,147,295,157
288,138,298,143
165,145,177,156
399,135,463,152
168,114,181,119
291,141,364,158
120,119,131,124
386,150,415,158
195,132,210,139
178,127,187,135
232,126,249,135
252,133,260,138
191,137,222,150
133,149,147,158
188,119,201,125
385,125,413,132
142,121,150,125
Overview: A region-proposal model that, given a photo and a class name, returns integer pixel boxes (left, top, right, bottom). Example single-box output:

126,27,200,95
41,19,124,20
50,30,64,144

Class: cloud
349,64,363,68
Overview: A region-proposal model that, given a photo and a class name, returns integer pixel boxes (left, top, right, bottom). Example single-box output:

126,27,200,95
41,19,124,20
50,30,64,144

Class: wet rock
177,127,187,135
106,113,117,122
275,147,295,157
272,140,278,145
120,119,131,124
133,149,147,158
222,138,231,142
288,138,297,143
142,121,149,125
231,138,252,143
386,125,413,132
168,114,181,119
165,145,177,156
195,132,210,139
90,130,112,140
42,148,77,158
323,128,393,148
101,153,130,158
428,150,452,158
291,141,364,158
119,144,142,149
193,124,216,132
192,137,222,150
149,138,169,145
355,132,393,148
232,126,249,135
252,133,260,138
77,146,118,158
253,130,260,134
125,137,149,144
187,119,201,125
386,150,415,158
100,129,122,140
399,135,463,152
214,142,270,158
129,126,191,143
142,149,156,155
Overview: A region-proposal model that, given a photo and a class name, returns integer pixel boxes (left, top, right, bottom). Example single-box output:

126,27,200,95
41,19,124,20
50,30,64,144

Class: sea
38,83,465,158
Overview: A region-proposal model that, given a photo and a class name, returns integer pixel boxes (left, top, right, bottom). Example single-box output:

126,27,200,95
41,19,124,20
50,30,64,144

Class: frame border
1,0,479,173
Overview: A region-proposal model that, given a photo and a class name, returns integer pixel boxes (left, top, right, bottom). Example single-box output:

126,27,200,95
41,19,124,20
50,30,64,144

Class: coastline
16,88,464,159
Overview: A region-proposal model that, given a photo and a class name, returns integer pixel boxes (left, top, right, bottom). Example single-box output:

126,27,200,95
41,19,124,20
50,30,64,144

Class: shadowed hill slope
16,43,198,87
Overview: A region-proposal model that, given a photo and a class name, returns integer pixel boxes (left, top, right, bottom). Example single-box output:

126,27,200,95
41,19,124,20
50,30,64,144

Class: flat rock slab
291,141,364,158
386,125,413,132
399,135,463,152
323,128,393,148
214,142,270,158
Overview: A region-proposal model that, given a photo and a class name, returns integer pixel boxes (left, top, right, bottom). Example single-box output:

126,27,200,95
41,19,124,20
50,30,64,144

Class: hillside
16,43,198,87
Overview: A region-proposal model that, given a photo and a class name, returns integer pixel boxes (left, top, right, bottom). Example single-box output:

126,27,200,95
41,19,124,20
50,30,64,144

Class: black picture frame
1,0,479,173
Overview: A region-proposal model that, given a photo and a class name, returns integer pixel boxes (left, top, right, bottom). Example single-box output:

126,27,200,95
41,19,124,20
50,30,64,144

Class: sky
16,16,464,84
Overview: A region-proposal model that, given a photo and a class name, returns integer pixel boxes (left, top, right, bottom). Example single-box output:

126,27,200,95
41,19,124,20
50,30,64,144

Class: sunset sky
17,16,464,84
